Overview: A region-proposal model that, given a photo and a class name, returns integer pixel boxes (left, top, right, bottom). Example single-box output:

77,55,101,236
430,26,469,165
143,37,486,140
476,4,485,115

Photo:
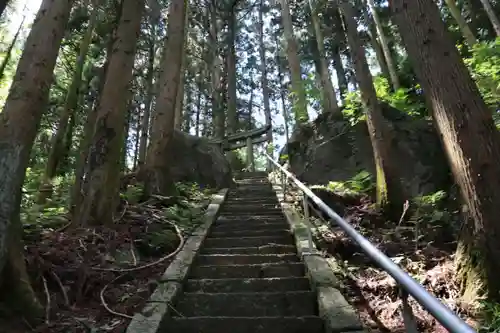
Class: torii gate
209,124,272,171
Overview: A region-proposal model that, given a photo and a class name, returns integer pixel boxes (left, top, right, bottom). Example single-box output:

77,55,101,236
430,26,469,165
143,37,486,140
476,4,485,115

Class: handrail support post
302,193,314,252
400,286,419,333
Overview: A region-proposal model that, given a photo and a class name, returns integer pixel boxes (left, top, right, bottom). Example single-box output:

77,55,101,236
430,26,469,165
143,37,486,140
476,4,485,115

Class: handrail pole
302,193,315,252
263,152,475,333
400,286,419,333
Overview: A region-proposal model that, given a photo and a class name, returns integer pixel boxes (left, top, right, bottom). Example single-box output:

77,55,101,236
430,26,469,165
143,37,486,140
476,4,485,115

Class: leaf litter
3,192,210,333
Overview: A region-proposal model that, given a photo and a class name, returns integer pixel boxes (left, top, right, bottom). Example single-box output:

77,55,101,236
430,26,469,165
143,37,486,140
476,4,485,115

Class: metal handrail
263,152,476,333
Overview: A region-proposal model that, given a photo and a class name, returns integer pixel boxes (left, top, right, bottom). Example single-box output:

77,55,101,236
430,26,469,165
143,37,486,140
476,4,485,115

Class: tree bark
276,37,290,143
0,15,23,82
259,0,273,170
309,1,339,113
71,14,119,214
366,0,401,90
38,0,99,204
174,5,190,129
144,0,188,196
339,0,406,214
0,0,9,19
478,0,500,37
279,0,308,123
391,0,500,302
331,44,348,102
0,0,74,319
73,0,145,226
138,10,160,167
209,1,224,139
443,0,477,46
227,9,238,134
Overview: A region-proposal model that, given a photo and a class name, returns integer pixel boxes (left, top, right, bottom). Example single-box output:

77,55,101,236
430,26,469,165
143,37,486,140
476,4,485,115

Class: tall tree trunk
279,0,308,123
73,0,145,226
248,81,253,130
309,2,339,113
464,0,496,39
0,16,24,82
0,0,74,320
365,0,400,90
391,0,500,302
0,0,9,19
38,0,99,204
332,44,348,102
201,94,210,137
144,0,188,196
259,0,273,170
226,8,240,168
182,80,193,131
195,74,202,136
209,1,224,139
138,11,160,167
174,6,190,129
366,16,390,81
443,0,477,45
478,0,500,36
133,110,140,169
227,9,238,134
71,17,119,214
339,0,406,214
276,37,290,143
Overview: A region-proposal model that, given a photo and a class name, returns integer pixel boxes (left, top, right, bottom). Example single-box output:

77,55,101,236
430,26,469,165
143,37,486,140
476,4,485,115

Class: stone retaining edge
126,188,229,333
271,181,364,333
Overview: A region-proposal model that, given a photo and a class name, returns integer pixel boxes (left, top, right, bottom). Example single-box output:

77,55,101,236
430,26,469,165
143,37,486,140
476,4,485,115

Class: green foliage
342,90,364,125
464,38,500,123
313,170,375,197
479,301,500,332
289,83,309,123
373,77,426,117
21,168,73,230
410,190,451,225
122,183,144,204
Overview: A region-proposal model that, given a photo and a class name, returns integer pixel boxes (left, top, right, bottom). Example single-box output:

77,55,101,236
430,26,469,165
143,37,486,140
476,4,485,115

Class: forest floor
1,186,212,333
295,191,482,333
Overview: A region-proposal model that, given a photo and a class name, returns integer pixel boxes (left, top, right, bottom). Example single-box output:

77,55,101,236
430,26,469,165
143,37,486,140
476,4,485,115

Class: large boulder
285,103,451,197
168,130,233,188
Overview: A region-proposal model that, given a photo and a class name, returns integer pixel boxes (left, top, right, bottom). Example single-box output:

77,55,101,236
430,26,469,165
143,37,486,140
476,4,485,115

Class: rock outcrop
168,130,233,188
285,103,451,197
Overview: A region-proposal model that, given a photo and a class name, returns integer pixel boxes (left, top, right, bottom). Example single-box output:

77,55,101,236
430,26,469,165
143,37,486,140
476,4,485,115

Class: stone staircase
162,172,325,333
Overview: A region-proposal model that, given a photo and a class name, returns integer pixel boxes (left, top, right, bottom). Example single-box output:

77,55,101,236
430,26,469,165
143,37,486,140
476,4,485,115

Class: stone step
228,192,275,197
222,203,280,209
209,228,291,238
164,316,324,333
189,262,304,279
220,211,285,218
212,217,289,230
196,253,299,266
224,196,278,204
203,235,292,248
185,277,311,293
226,195,275,199
221,208,282,214
173,291,317,317
215,216,287,223
200,245,297,255
210,222,288,234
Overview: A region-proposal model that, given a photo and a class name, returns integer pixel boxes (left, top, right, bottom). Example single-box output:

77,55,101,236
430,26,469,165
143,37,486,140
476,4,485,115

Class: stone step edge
270,181,365,333
125,188,229,333
180,290,314,296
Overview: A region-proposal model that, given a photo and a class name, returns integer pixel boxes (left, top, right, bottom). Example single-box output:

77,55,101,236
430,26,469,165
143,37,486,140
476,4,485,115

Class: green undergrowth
21,165,214,237
126,181,214,257
311,170,375,199
479,301,500,332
